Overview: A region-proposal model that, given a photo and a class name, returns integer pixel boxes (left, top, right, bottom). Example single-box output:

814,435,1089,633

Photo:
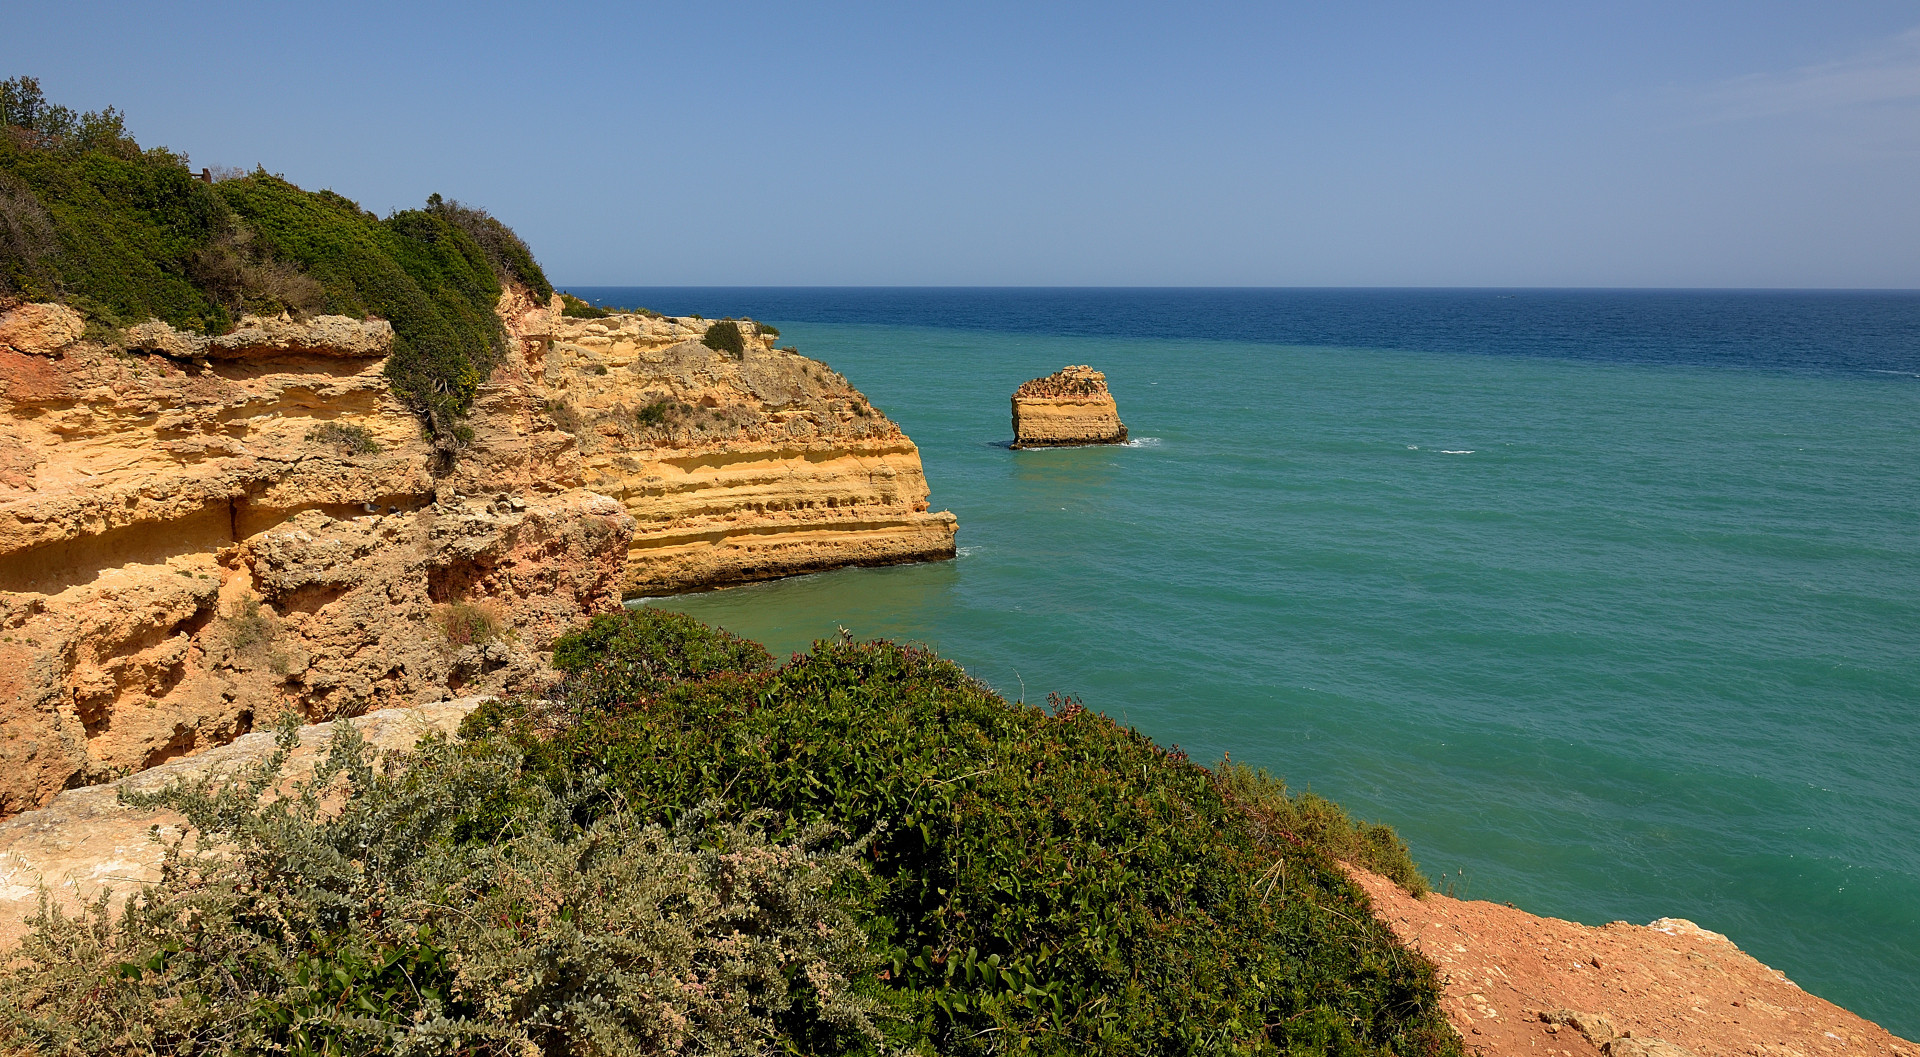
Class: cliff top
1014,363,1112,399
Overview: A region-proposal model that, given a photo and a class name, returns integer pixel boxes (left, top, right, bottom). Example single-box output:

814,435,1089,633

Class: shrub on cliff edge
0,77,554,448
701,319,745,357
473,610,1460,1056
0,609,1456,1057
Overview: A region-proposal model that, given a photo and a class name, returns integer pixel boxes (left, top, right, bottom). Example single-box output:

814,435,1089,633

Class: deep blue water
573,287,1920,1034
570,287,1920,376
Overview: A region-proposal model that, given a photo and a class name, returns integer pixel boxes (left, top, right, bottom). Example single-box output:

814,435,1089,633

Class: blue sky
7,1,1920,287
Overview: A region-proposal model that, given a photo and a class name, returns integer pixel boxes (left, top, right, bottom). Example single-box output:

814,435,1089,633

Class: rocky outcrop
0,294,953,815
1010,365,1126,448
1346,865,1918,1057
0,299,629,815
540,312,957,595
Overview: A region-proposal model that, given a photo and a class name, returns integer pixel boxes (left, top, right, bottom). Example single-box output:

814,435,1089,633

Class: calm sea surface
573,288,1920,1034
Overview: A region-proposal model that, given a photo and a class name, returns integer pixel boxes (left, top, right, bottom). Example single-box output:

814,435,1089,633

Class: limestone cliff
0,294,955,815
539,311,957,595
1010,365,1127,448
0,297,631,814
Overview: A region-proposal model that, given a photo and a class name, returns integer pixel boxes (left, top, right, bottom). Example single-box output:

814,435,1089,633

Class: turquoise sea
575,289,1920,1034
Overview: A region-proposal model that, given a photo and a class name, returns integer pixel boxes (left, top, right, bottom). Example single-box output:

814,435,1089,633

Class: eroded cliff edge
0,294,955,814
540,311,957,595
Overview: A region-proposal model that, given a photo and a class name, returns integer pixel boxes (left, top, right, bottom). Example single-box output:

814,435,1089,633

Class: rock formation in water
1010,365,1127,448
0,293,954,815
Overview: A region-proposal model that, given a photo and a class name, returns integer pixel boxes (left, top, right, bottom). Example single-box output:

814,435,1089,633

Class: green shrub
701,319,744,357
304,421,379,455
755,321,779,338
633,397,685,428
471,615,1460,1056
0,718,885,1056
558,291,610,318
1216,763,1429,895
1,81,553,451
213,175,507,443
424,193,552,300
549,607,774,710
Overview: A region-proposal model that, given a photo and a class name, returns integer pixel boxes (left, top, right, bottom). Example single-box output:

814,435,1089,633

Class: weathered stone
1010,365,1127,448
0,301,84,357
0,291,954,815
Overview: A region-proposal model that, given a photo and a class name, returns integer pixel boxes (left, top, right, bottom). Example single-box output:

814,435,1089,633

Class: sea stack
1010,365,1128,448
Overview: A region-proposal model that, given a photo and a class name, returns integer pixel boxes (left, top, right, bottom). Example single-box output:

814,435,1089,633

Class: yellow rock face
543,311,957,596
1010,365,1127,448
0,293,953,815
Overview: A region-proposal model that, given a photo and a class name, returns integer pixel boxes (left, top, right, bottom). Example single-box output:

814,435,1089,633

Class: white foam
1440,450,1475,455
1406,444,1419,450
1126,437,1162,447
956,546,977,558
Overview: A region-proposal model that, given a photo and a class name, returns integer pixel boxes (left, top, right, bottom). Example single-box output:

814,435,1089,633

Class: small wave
956,546,978,558
1440,449,1475,455
1126,437,1162,447
1869,369,1920,378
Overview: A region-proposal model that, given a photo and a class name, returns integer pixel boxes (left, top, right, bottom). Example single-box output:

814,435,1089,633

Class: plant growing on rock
304,421,379,455
701,319,744,358
437,599,500,648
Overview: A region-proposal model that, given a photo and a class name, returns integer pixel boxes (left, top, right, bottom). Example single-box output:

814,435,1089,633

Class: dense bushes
212,173,512,439
0,721,882,1055
0,609,1455,1057
495,611,1456,1055
0,77,553,447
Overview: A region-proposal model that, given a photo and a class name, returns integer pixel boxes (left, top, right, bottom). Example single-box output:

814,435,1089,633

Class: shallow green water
653,322,1920,1032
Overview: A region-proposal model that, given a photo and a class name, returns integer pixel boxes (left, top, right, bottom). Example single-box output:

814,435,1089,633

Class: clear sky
6,1,1920,287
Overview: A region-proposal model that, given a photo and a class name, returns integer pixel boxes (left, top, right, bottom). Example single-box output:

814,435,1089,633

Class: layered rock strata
1,293,952,815
1010,365,1127,448
540,313,957,595
0,297,632,815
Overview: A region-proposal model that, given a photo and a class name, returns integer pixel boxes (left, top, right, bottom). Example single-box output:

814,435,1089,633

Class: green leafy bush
0,719,884,1056
0,79,554,450
548,607,774,710
424,193,552,300
633,397,686,428
213,174,508,442
1216,763,1429,896
701,319,744,357
558,291,611,318
473,611,1459,1056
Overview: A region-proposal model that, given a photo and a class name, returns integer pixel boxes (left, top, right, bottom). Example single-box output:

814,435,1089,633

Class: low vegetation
0,610,1456,1056
437,600,501,648
0,76,552,450
304,421,379,456
701,319,744,357
634,397,687,428
558,291,611,318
